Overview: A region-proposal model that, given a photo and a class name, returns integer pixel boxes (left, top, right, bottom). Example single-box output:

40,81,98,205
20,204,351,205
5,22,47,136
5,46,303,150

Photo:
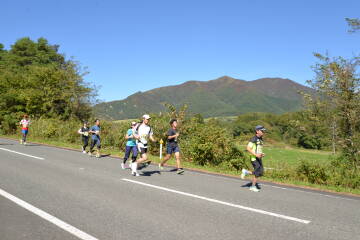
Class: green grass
237,144,334,169
263,146,334,169
1,134,359,196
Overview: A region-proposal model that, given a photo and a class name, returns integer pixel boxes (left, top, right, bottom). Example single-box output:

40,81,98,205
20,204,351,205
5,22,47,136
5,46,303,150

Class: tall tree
0,37,95,129
305,54,360,169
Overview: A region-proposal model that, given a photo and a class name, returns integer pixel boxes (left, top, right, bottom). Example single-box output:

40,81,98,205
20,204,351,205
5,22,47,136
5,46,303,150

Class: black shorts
139,147,148,154
166,145,180,154
251,158,264,177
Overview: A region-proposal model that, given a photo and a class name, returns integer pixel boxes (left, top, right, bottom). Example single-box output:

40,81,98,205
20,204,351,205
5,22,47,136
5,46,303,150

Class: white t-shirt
20,119,30,129
136,124,153,148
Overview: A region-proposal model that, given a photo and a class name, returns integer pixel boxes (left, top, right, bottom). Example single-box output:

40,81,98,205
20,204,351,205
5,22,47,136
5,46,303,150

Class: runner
88,119,101,158
131,114,156,176
19,114,30,145
159,119,184,174
241,125,266,192
78,122,90,153
121,121,138,169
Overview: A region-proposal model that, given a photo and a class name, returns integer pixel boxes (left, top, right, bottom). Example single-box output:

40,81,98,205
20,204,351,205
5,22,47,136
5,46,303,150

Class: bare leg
175,152,181,169
160,154,171,166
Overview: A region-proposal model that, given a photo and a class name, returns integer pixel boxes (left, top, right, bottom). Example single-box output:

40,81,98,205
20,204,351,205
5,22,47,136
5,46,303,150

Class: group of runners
77,114,184,176
18,114,266,191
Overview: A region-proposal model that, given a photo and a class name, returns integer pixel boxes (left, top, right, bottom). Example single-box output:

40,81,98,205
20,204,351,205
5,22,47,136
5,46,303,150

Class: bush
181,120,244,166
296,161,328,184
297,134,321,149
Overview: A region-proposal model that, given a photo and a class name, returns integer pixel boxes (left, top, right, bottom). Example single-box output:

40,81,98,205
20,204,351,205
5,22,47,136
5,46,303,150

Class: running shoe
82,151,87,154
249,186,260,192
132,171,140,177
143,161,151,168
121,163,125,169
20,139,23,145
128,162,132,169
23,142,27,145
177,168,184,174
240,168,249,179
158,163,164,170
88,152,92,156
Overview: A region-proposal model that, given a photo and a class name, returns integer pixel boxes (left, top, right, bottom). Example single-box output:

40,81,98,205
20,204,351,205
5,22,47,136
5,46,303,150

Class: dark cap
255,125,266,131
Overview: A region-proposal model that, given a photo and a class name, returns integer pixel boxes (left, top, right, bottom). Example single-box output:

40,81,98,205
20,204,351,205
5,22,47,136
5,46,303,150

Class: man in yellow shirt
241,125,266,192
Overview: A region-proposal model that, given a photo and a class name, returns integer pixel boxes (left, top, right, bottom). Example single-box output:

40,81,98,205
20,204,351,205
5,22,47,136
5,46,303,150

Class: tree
305,54,360,169
346,18,360,33
0,37,95,132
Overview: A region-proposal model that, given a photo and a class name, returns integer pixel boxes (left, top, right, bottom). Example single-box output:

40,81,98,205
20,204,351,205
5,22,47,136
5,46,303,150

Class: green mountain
93,76,312,120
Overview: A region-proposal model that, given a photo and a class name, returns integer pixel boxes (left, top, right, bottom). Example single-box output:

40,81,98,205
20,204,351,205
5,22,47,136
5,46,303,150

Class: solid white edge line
0,188,98,240
0,148,44,160
122,178,311,224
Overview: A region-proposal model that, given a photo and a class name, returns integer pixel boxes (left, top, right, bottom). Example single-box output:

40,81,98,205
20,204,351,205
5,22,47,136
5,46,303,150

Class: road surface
0,138,359,240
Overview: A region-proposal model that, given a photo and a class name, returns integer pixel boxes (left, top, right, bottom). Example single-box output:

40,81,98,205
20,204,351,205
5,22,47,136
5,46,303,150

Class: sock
132,162,138,172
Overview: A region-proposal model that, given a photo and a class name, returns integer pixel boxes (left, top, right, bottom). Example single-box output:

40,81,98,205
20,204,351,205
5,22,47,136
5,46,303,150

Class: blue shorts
166,145,180,154
21,129,28,135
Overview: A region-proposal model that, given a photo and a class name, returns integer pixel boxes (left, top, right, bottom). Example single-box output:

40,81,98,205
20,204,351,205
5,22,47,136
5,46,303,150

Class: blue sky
2,0,359,101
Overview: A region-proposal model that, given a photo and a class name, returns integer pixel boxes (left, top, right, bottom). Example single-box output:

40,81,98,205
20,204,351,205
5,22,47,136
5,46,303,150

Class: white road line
122,178,311,224
0,148,44,160
0,188,98,240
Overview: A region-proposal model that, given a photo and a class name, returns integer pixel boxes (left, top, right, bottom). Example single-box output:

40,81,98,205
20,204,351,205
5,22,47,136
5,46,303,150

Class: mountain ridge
94,76,312,120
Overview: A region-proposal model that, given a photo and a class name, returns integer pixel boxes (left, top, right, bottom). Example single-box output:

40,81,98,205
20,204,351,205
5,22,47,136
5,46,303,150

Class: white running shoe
159,163,164,170
82,151,87,154
23,142,27,145
131,162,139,176
249,186,260,192
241,168,249,179
121,163,125,169
20,139,23,145
128,162,132,169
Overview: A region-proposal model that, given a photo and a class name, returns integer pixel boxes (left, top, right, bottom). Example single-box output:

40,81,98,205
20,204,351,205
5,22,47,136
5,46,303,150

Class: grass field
1,134,358,195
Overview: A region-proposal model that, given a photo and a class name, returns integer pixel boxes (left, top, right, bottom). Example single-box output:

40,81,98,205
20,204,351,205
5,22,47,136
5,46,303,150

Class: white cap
142,114,151,120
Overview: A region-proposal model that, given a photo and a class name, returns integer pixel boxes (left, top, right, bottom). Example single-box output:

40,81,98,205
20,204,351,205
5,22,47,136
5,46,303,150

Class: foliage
296,161,328,184
305,54,360,169
0,37,95,131
346,18,360,33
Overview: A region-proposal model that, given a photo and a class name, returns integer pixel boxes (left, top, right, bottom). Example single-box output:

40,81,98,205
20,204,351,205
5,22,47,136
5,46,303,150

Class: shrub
296,161,328,184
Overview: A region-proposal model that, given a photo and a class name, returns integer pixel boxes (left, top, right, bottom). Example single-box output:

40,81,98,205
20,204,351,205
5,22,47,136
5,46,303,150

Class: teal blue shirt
126,129,136,147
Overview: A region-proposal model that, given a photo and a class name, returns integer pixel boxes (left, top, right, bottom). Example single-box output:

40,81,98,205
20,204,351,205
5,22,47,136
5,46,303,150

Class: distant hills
93,76,312,120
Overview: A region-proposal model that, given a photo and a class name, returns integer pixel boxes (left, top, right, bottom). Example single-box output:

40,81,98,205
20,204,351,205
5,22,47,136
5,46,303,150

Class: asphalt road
0,137,359,240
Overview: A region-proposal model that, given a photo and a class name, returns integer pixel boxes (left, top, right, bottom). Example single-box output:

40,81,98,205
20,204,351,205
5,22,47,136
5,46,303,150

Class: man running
88,119,101,158
241,125,266,192
19,114,30,145
131,114,156,176
122,121,138,169
78,122,90,153
159,119,184,174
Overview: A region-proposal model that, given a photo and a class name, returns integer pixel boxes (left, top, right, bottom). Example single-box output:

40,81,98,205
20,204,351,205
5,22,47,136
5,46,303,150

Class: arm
247,143,263,158
167,133,179,140
78,128,83,134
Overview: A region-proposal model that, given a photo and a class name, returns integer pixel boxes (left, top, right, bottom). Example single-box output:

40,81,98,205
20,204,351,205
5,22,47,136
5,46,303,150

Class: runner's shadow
101,154,111,157
241,182,253,188
241,182,261,189
141,170,161,176
0,143,14,146
23,144,41,146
